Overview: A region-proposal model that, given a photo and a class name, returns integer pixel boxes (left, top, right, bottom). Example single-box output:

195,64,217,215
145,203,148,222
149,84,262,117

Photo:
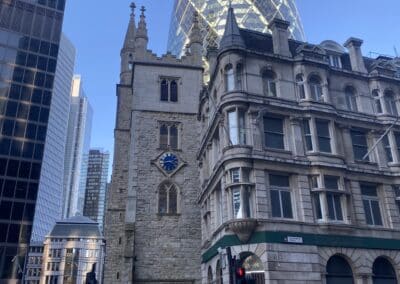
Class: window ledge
157,213,181,217
263,147,291,154
353,160,378,166
388,162,400,167
157,147,182,152
224,182,255,190
305,151,341,158
311,188,351,195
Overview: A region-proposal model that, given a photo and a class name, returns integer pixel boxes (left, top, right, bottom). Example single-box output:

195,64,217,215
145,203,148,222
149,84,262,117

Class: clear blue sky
63,0,400,175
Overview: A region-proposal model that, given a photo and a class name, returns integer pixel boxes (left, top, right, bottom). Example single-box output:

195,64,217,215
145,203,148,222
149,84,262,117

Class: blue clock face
160,153,179,172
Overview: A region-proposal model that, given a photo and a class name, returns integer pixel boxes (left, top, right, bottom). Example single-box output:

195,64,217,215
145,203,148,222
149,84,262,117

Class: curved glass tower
167,0,306,57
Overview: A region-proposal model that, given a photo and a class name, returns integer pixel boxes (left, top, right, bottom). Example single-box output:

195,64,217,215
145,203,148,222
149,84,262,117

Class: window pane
371,200,382,226
228,111,238,145
382,135,393,162
238,110,246,144
270,174,289,187
334,195,343,220
319,137,332,153
243,188,251,218
281,191,293,218
169,186,177,214
265,133,284,149
264,117,283,133
232,187,241,218
361,185,377,196
303,120,313,151
230,168,240,183
170,126,178,149
324,176,339,190
159,188,167,214
270,189,281,217
170,80,178,102
160,80,168,101
327,194,336,220
159,125,168,149
363,200,373,225
226,67,234,92
313,194,322,219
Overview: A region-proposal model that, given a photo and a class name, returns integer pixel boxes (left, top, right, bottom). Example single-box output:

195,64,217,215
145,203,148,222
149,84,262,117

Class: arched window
372,90,382,113
207,266,213,284
372,257,397,284
160,78,179,102
262,70,276,97
216,260,223,284
225,64,235,92
236,63,243,90
309,75,323,102
326,255,354,284
240,252,265,283
384,91,398,116
170,80,178,102
296,74,305,100
158,182,179,215
161,79,169,101
345,86,358,111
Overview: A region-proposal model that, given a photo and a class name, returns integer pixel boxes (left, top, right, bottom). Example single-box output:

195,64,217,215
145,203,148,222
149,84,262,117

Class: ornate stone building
199,6,400,284
104,5,203,284
105,3,400,284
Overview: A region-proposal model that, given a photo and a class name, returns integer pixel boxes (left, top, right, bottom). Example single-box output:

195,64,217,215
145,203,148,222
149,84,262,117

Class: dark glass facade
0,0,65,282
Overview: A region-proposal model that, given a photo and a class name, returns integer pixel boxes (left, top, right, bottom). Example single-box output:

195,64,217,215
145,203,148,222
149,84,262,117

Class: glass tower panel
167,0,306,57
0,0,66,281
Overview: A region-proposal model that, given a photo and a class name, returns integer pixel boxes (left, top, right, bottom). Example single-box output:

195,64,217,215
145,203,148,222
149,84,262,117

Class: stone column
338,124,354,163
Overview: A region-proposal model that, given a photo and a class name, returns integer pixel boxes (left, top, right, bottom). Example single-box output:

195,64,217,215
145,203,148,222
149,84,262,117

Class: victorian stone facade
105,3,400,284
199,6,400,284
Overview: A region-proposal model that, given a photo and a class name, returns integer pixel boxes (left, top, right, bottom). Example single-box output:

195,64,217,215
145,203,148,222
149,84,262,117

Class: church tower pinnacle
120,2,136,84
134,6,148,55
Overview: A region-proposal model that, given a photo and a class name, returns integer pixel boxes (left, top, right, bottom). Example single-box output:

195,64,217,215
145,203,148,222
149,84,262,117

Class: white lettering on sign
285,236,303,244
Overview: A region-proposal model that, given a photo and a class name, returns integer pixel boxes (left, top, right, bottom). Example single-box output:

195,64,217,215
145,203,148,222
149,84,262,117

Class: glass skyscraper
0,0,67,282
167,0,306,56
83,149,109,231
62,75,92,219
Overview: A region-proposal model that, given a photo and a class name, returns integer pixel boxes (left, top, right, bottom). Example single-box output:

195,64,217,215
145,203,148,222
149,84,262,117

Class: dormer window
262,70,277,97
160,78,178,102
308,75,324,102
384,90,398,116
329,54,342,68
296,74,306,100
372,89,382,113
344,86,357,111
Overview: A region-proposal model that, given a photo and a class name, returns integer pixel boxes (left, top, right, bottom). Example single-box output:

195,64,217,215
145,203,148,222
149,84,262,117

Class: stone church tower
104,4,203,283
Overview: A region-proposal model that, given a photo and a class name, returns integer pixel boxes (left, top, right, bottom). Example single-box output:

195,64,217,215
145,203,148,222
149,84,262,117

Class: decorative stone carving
229,218,258,243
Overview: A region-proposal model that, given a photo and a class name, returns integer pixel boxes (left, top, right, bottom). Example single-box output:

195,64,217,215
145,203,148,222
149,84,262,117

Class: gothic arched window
160,78,179,102
207,266,213,284
170,80,178,102
161,79,169,101
216,260,223,284
158,182,179,215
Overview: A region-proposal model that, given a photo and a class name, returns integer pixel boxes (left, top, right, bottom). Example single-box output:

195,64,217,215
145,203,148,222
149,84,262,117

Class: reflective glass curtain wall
0,0,66,281
167,0,306,57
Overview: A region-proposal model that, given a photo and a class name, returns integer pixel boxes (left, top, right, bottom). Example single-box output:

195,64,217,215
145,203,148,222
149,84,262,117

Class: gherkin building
167,0,306,57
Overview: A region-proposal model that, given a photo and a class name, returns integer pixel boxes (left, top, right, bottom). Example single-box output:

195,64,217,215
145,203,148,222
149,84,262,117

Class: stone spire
135,6,148,52
122,2,136,52
188,11,203,65
219,5,245,51
120,2,136,84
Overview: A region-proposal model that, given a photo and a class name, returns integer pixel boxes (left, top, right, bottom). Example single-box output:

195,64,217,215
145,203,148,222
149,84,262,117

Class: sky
62,0,400,176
